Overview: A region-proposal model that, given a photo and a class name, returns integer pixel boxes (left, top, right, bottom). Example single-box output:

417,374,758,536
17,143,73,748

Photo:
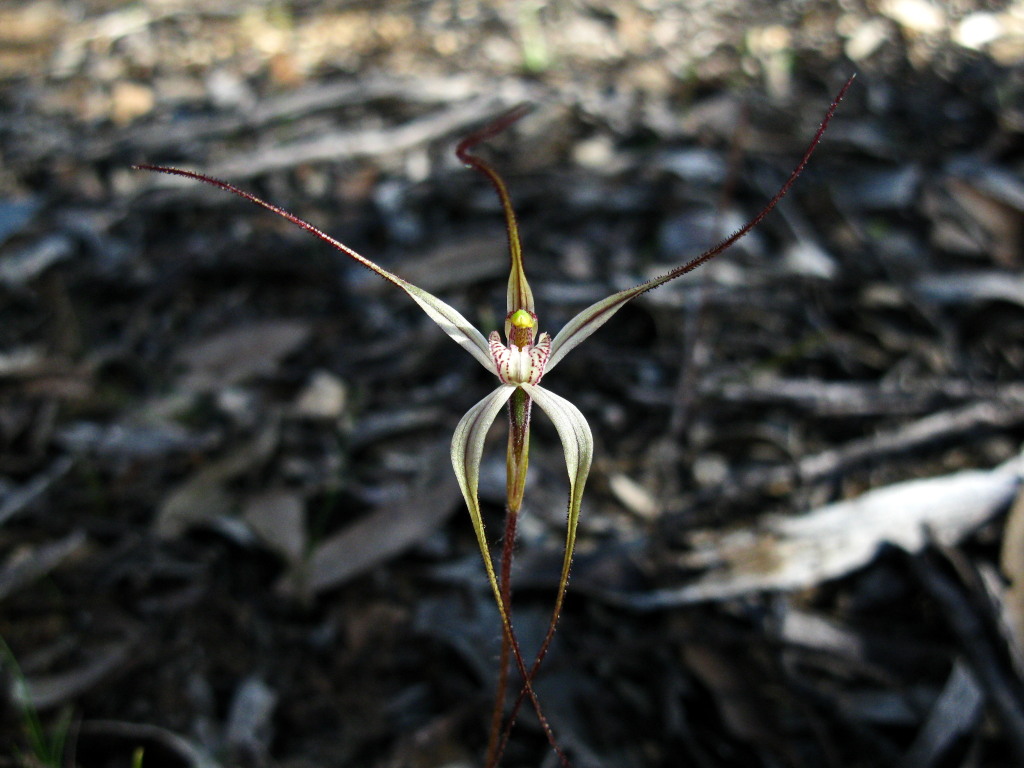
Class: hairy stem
486,507,519,768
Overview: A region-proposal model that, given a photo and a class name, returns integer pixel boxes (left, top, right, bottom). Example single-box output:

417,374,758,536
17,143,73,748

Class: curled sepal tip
455,106,535,320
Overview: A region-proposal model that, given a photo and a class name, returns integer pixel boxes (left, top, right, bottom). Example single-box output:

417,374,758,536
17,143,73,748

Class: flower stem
486,505,519,768
488,386,530,765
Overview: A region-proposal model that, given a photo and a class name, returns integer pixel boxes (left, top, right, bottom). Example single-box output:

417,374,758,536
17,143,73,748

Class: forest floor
2,1,1024,766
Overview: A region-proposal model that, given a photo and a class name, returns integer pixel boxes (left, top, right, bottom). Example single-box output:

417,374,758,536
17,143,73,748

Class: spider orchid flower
135,74,853,764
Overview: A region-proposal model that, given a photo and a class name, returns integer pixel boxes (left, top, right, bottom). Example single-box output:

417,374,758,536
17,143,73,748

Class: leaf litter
3,0,1024,765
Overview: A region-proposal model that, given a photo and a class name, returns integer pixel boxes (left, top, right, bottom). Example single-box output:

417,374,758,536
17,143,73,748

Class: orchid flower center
489,310,551,386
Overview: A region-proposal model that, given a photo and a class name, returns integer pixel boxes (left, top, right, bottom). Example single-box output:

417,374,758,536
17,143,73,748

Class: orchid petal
134,165,496,374
545,283,650,372
450,385,517,623
520,383,593,619
400,280,496,373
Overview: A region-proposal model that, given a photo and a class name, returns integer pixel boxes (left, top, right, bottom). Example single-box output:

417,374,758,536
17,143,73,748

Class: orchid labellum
135,75,853,767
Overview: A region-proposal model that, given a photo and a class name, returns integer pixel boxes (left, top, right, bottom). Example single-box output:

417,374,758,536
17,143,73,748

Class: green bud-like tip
510,309,535,329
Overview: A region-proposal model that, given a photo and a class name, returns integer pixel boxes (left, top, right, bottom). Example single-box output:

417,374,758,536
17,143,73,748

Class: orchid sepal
401,281,498,374
131,164,498,376
545,73,856,374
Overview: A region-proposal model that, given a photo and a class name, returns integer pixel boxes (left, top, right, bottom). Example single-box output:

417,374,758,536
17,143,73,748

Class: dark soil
2,1,1024,767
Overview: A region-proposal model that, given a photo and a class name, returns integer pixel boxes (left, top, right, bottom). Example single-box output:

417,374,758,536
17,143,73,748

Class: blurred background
2,1,1024,766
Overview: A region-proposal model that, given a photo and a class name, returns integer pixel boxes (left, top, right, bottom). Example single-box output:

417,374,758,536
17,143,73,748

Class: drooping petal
520,383,593,619
134,165,497,374
454,384,561,758
545,74,855,373
495,383,593,744
450,385,517,622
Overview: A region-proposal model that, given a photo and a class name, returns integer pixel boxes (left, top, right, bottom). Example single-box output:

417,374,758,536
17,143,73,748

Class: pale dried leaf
225,675,277,757
608,472,659,519
157,475,234,540
0,530,87,600
175,319,312,392
156,426,279,538
18,641,131,710
366,233,506,295
913,271,1024,307
242,489,307,564
0,196,42,246
630,453,1024,607
0,345,44,377
947,176,1023,266
999,486,1024,666
901,659,984,766
0,234,74,286
0,455,74,526
279,442,458,596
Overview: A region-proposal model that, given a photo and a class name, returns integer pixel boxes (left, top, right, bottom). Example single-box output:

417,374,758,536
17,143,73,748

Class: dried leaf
0,196,42,246
279,442,458,596
0,234,73,286
0,455,74,527
18,641,131,710
629,453,1024,607
901,659,984,766
242,489,306,564
608,472,659,519
174,319,312,392
0,530,87,601
913,271,1024,307
225,675,277,758
156,474,234,540
370,234,507,295
999,486,1024,666
947,175,1023,266
156,426,278,538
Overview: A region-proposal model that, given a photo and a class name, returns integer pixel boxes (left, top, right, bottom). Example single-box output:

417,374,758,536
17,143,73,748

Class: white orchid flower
135,74,853,766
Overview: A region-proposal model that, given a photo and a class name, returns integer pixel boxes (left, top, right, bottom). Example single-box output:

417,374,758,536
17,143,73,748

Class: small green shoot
0,634,73,768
